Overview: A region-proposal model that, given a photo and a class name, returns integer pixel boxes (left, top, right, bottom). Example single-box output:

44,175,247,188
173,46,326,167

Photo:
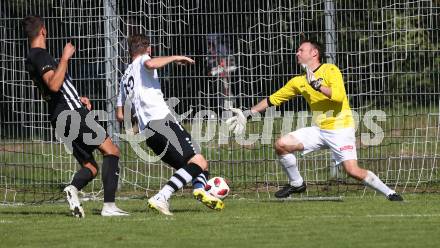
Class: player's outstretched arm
250,98,269,114
227,76,298,136
42,42,75,92
144,56,195,70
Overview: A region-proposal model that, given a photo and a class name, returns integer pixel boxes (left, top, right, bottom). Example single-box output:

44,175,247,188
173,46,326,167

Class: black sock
166,163,203,192
102,155,120,203
71,167,94,191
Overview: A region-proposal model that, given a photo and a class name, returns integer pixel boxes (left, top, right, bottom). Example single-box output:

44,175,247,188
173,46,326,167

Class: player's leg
145,116,223,215
147,153,208,215
342,160,403,201
144,119,209,191
176,127,210,192
149,153,223,213
323,127,403,201
275,134,304,184
63,154,98,218
192,170,209,190
67,107,128,216
273,126,324,198
73,107,127,216
54,110,98,218
97,137,130,216
188,155,224,210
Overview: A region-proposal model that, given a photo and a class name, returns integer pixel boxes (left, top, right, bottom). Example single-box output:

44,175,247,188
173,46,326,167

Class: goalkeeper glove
301,64,323,92
225,108,250,136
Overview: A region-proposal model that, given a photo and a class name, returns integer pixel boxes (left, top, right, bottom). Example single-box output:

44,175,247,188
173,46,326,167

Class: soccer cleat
193,188,224,210
101,205,130,217
387,193,404,201
147,194,173,216
274,182,307,198
63,185,85,218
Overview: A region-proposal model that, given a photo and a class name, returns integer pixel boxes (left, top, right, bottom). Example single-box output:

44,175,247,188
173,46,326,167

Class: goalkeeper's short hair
300,39,324,62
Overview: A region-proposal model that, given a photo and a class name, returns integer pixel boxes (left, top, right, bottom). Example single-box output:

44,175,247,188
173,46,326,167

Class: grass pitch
1,194,440,248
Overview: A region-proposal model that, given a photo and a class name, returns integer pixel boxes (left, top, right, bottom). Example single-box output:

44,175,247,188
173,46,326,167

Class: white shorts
290,126,357,165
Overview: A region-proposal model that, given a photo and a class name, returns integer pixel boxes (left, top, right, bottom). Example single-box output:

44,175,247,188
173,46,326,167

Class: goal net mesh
0,0,439,203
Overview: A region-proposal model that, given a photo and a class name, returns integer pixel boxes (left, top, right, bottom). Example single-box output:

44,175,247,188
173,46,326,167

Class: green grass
1,194,440,248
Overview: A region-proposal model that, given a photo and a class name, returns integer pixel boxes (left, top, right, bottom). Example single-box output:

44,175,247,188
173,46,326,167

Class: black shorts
144,115,199,170
51,107,108,166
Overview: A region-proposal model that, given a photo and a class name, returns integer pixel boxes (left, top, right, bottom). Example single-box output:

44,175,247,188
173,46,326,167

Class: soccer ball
205,177,230,199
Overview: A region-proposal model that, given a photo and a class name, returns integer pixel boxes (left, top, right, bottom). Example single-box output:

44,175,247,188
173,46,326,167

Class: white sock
158,165,201,201
158,184,174,200
279,154,303,187
363,170,395,196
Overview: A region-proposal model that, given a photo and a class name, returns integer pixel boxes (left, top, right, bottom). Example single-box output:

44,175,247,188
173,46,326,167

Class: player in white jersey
116,34,224,215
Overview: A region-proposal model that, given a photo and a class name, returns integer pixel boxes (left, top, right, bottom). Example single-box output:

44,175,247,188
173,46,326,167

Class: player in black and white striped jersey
116,34,223,215
23,15,129,217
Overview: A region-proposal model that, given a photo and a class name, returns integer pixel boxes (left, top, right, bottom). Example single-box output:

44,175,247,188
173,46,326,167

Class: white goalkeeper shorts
289,126,357,165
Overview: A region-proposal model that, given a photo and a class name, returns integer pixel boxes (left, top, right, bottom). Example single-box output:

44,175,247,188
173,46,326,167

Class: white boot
147,194,173,216
101,203,130,217
63,185,85,218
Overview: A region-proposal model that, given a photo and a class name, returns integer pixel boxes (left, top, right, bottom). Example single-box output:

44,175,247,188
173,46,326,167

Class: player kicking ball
116,34,224,215
23,15,129,217
227,39,403,201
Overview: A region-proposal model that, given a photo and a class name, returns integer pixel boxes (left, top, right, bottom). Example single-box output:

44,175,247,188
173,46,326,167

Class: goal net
0,0,439,203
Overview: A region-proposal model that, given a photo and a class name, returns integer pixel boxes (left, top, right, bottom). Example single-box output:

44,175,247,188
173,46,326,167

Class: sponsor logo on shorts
339,145,353,151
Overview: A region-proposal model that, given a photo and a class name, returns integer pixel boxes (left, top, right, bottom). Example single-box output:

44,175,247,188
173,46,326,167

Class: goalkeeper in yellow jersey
227,39,403,201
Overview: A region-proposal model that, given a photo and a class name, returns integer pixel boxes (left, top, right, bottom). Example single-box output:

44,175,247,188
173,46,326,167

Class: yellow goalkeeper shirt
268,63,354,130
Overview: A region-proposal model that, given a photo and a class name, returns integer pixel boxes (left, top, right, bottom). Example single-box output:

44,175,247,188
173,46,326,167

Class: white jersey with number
117,54,170,131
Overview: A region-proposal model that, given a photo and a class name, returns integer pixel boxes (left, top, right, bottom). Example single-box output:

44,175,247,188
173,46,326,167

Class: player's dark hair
22,15,45,40
128,34,150,57
300,39,324,62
